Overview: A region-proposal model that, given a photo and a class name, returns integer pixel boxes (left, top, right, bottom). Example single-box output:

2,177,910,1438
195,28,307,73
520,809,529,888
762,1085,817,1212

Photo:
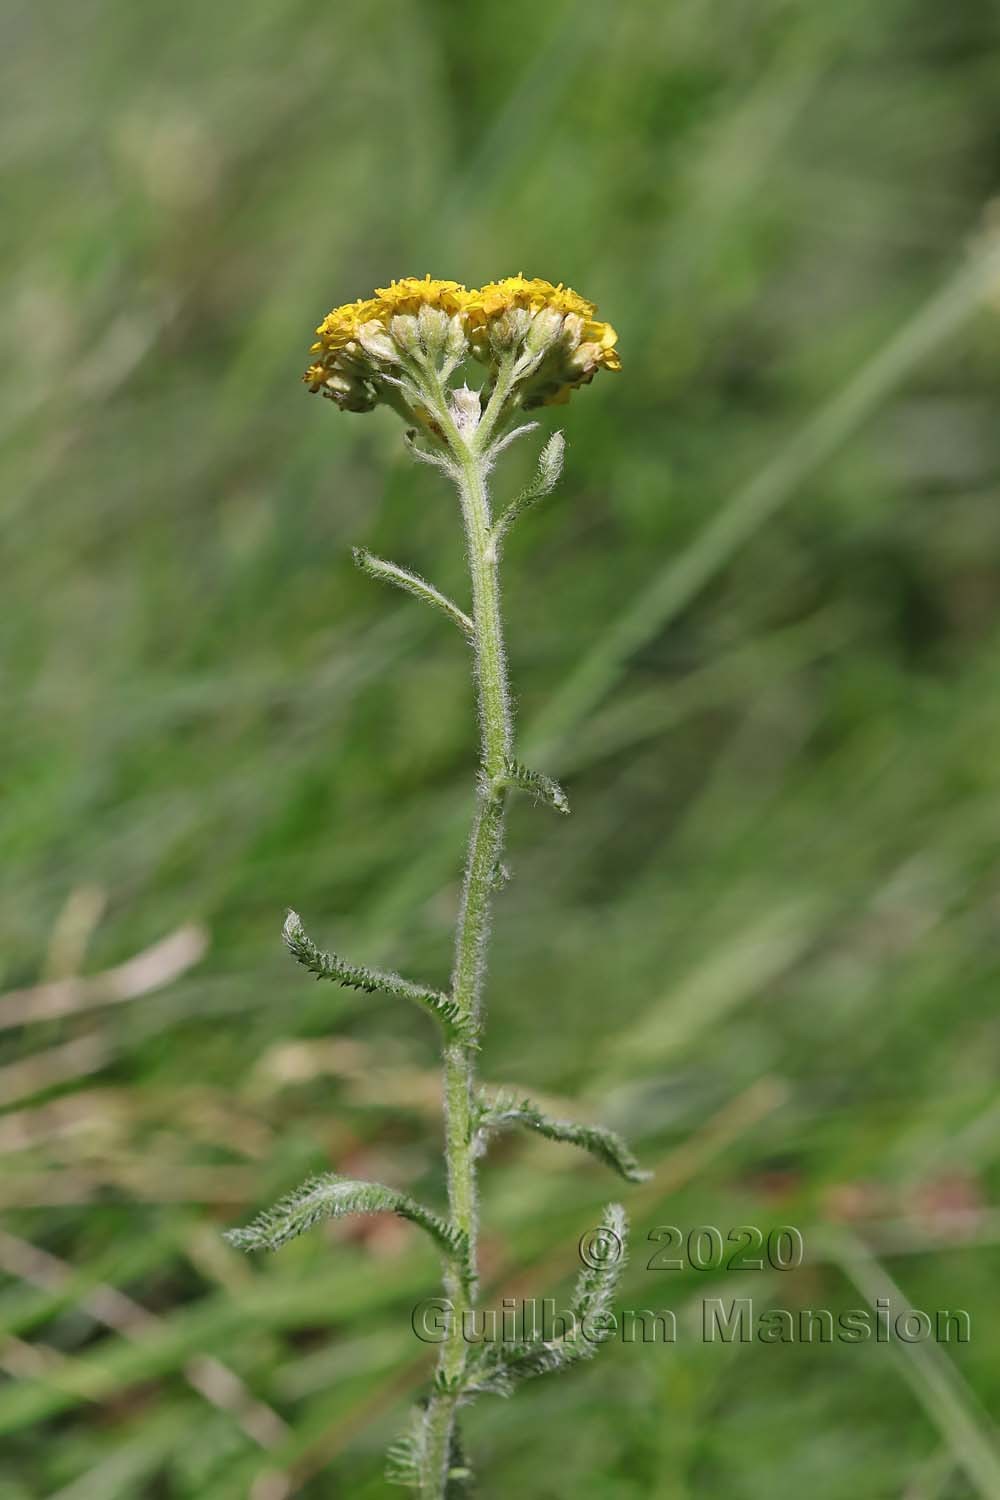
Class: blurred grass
3,0,1000,1494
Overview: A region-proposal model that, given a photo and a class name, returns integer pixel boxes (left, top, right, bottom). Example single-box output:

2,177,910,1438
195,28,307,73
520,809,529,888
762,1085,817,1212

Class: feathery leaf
402,426,460,477
500,758,570,814
224,1173,468,1265
494,430,565,540
474,1091,649,1182
353,548,473,639
385,1406,426,1489
387,1410,473,1494
485,421,540,464
464,1203,629,1397
283,910,468,1036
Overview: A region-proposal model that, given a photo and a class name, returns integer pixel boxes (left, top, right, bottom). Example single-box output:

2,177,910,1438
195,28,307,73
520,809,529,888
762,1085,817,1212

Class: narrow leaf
474,1091,649,1183
385,1407,425,1489
494,430,565,540
402,426,459,477
353,547,473,640
465,1203,629,1397
571,1201,629,1329
283,910,467,1036
224,1173,468,1264
486,420,540,463
387,1412,472,1495
501,758,570,814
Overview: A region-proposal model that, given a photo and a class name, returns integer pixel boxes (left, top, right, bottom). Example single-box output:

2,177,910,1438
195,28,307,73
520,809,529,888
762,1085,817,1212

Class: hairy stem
420,423,513,1495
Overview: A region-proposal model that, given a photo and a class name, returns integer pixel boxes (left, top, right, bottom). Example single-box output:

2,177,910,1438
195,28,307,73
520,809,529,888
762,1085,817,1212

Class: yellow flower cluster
312,276,472,353
466,273,612,344
305,274,620,412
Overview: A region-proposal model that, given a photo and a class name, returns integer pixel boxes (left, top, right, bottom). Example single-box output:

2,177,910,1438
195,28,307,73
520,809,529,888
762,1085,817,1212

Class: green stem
477,351,520,450
420,420,513,1496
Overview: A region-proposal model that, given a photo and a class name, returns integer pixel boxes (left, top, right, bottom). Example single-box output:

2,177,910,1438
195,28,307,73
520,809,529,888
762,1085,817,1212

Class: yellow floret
467,275,598,324
373,275,472,318
584,319,622,370
314,298,381,351
303,363,330,391
311,277,474,357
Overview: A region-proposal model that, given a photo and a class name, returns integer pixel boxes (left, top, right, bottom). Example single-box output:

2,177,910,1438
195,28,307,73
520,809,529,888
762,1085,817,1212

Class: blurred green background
4,0,1000,1494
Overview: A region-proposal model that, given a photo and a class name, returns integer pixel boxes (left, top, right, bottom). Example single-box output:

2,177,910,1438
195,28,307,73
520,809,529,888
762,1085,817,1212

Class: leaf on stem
402,427,459,478
485,421,540,464
385,1408,425,1490
387,1413,472,1494
224,1173,468,1262
473,1090,650,1182
500,758,570,814
353,547,473,640
493,430,565,541
283,910,467,1036
464,1203,629,1397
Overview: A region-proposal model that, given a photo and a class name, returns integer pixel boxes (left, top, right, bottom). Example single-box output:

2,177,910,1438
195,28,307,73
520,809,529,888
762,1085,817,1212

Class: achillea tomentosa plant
226,274,648,1495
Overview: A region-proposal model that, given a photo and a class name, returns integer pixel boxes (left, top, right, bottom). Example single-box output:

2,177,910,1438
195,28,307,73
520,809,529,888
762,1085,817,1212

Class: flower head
373,276,474,318
466,275,595,323
303,273,620,419
312,297,382,353
304,276,466,415
461,276,620,408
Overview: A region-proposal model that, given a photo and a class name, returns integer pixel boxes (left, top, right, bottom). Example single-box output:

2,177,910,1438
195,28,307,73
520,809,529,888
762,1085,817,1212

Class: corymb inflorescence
304,272,621,418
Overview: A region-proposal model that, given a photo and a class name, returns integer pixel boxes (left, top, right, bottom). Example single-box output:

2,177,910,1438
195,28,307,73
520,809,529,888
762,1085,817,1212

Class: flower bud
323,369,376,412
524,306,564,355
489,307,531,354
468,327,491,364
389,314,421,354
560,313,586,350
449,384,481,435
444,314,468,361
417,303,450,357
357,320,400,364
569,341,602,379
335,340,370,374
